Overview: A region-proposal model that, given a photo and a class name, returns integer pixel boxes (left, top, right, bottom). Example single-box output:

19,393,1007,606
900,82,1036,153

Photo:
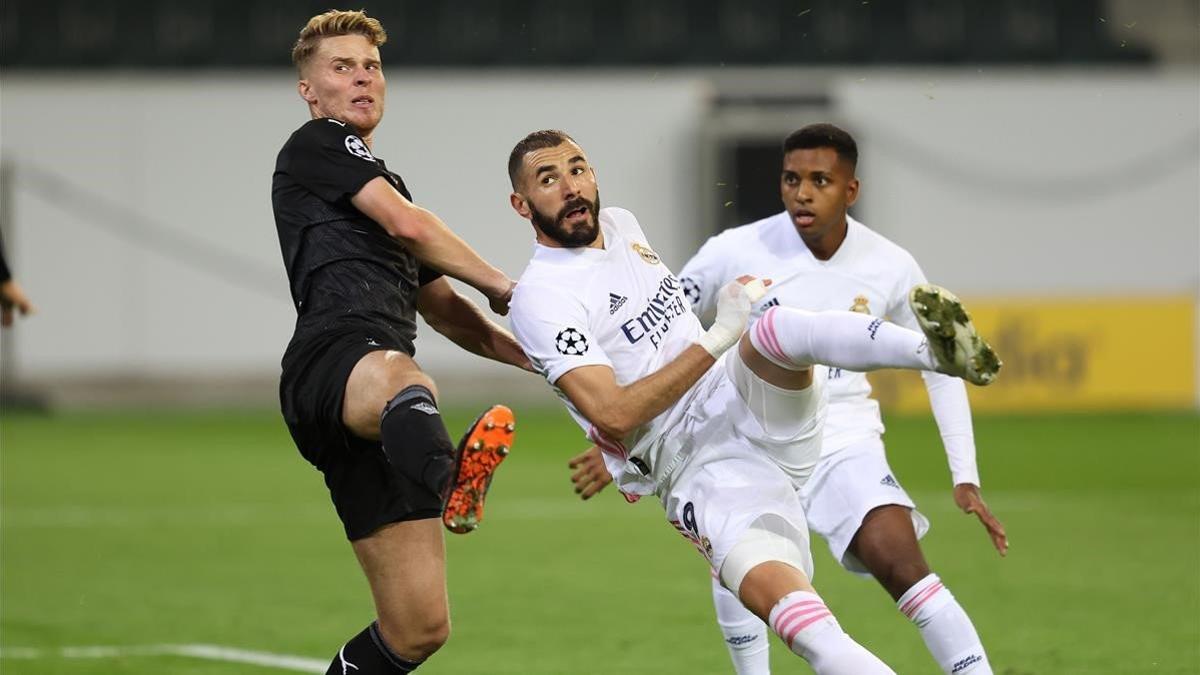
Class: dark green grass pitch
2,408,1197,674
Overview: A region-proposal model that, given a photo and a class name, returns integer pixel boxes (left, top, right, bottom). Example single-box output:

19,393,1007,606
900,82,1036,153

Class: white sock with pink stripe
897,574,992,675
767,591,895,674
750,306,937,372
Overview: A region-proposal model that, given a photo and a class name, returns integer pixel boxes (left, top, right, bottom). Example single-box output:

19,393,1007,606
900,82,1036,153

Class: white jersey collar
530,218,614,265
775,211,861,266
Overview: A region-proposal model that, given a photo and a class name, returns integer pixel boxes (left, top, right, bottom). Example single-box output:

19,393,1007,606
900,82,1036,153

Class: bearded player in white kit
506,129,1000,675
571,124,1004,675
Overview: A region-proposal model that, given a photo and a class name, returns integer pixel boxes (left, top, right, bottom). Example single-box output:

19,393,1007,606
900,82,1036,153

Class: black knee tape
380,385,456,501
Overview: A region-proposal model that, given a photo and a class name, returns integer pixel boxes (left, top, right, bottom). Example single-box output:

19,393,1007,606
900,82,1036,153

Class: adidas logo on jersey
609,293,628,314
762,298,780,310
880,474,900,489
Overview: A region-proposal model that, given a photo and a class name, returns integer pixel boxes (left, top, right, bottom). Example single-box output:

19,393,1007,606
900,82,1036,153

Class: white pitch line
0,644,326,672
171,645,326,672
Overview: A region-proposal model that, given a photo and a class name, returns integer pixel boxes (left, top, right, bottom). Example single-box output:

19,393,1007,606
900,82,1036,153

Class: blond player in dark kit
272,11,529,674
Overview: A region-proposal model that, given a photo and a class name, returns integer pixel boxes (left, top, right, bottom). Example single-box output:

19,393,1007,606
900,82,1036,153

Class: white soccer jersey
680,212,979,485
511,207,711,494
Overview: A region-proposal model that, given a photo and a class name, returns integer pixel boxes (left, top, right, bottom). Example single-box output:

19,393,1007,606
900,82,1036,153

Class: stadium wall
2,69,1196,409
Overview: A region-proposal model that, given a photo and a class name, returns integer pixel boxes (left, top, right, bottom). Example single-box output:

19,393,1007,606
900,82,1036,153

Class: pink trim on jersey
669,520,710,558
588,426,628,460
754,306,790,366
772,599,833,645
587,426,640,502
670,520,700,544
899,581,944,619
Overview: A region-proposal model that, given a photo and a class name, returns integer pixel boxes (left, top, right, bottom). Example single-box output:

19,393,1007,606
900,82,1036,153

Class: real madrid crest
632,243,661,265
850,295,871,314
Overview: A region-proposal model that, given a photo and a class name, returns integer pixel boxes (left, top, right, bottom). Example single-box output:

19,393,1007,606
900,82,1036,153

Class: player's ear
510,192,531,219
845,177,860,208
297,79,317,104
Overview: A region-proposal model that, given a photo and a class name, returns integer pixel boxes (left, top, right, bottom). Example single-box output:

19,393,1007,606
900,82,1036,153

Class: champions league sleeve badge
344,135,377,162
555,327,589,355
681,277,701,305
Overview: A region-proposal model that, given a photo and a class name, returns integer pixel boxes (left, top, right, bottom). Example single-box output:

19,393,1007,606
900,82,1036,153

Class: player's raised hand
954,483,1008,556
0,279,35,328
733,274,771,295
696,275,771,357
568,446,612,500
489,279,517,316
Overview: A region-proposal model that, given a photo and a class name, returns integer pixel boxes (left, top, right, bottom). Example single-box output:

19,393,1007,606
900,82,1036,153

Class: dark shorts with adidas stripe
280,319,442,541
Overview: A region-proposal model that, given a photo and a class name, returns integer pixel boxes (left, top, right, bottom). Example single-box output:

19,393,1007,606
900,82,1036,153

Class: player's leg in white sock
748,306,938,373
898,574,992,675
849,506,992,675
766,590,895,675
711,576,771,675
729,557,895,675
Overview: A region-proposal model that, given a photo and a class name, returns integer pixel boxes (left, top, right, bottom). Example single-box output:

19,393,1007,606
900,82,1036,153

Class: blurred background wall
1,0,1196,410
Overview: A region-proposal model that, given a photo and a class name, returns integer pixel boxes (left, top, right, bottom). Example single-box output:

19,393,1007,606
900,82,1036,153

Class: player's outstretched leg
749,305,937,375
908,284,1001,386
443,405,515,534
745,290,1000,385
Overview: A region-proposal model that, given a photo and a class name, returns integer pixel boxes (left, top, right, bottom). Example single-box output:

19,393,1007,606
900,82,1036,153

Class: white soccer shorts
658,350,827,587
664,445,816,585
799,438,931,576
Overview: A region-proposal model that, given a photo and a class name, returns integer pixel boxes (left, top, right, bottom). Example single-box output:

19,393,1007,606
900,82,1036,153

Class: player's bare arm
555,274,770,440
352,178,515,312
555,348,716,440
416,277,532,371
558,273,771,487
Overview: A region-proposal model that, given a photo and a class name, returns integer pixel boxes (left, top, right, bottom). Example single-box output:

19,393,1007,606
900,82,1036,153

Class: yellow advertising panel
870,297,1197,413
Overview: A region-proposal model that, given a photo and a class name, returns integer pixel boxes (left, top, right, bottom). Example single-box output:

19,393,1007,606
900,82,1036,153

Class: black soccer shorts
280,324,441,540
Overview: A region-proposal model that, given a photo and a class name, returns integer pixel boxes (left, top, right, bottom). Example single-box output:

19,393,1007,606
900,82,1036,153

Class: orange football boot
443,405,515,534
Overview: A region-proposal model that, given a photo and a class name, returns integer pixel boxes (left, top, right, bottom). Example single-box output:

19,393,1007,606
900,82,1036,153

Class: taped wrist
697,323,742,357
380,385,456,502
696,278,768,357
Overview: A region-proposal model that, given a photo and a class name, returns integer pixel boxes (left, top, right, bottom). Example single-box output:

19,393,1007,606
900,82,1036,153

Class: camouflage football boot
908,284,1001,386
